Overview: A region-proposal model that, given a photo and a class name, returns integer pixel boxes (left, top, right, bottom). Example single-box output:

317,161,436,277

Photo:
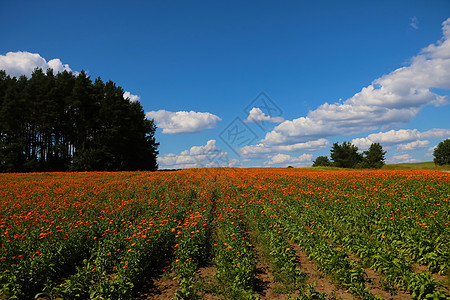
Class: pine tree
330,141,362,168
361,143,386,169
0,68,159,172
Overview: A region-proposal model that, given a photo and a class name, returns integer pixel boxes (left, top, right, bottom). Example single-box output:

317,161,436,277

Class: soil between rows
252,238,298,299
134,232,447,299
287,240,355,300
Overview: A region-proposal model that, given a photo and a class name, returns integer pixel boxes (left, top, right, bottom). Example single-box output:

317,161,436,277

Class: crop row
0,169,449,299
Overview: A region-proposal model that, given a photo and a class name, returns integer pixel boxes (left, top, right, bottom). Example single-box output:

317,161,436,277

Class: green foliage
328,142,386,169
408,272,447,300
0,68,159,172
296,283,336,300
244,205,304,290
330,141,362,168
214,218,255,293
358,143,386,169
433,139,450,166
312,156,331,167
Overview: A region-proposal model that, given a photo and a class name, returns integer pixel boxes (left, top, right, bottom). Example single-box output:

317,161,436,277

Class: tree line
313,142,386,169
0,69,159,172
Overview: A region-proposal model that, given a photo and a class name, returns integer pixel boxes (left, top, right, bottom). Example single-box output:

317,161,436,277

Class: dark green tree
0,74,28,171
0,68,159,172
53,70,77,170
359,143,386,169
312,156,331,167
330,141,362,168
433,139,450,166
73,80,159,171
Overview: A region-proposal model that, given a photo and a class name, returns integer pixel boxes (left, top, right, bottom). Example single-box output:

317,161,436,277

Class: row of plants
0,168,449,299
213,192,258,299
278,174,450,299
0,172,189,299
231,169,450,299
51,211,177,299
172,193,214,299
289,198,447,299
243,202,305,293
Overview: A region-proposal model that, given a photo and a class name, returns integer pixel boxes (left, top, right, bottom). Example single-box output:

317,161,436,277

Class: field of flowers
0,168,449,299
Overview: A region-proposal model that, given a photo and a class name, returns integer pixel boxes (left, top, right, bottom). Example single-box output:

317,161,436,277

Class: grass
307,161,450,171
382,161,450,171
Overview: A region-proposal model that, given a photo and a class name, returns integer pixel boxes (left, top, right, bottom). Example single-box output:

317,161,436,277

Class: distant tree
359,143,386,169
433,139,450,166
330,141,362,168
312,156,331,167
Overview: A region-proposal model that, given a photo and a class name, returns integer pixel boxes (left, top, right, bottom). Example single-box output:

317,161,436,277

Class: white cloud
265,153,313,166
397,140,429,151
425,145,438,157
158,139,233,169
0,51,72,77
389,154,418,163
146,110,221,134
261,18,450,146
181,139,220,155
228,158,241,167
123,91,140,102
240,138,330,157
245,107,285,123
352,128,450,150
410,16,419,30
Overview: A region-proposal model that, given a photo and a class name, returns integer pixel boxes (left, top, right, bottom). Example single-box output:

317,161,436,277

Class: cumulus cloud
240,138,330,157
389,154,418,163
158,139,234,169
181,139,220,156
397,140,429,151
146,110,221,134
245,107,285,123
265,153,313,166
0,51,72,77
123,91,140,102
352,128,450,150
261,17,450,146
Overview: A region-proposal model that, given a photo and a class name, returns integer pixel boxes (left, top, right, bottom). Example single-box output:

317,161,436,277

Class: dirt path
135,267,178,300
195,264,219,300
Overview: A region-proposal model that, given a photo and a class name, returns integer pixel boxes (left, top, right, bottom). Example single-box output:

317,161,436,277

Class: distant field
308,161,450,171
0,169,449,299
382,161,450,171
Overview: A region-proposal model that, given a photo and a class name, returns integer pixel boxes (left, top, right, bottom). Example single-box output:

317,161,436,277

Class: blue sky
1,0,449,168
